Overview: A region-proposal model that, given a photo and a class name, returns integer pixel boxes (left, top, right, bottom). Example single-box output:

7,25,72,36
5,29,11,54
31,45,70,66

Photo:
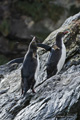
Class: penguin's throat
56,38,63,49
28,50,37,58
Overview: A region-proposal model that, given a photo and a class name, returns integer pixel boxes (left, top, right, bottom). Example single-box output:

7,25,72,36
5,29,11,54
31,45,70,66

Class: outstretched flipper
37,43,60,51
7,57,24,65
37,43,51,51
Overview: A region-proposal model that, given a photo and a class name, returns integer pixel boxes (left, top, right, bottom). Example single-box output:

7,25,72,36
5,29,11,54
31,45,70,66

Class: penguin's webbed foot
32,89,36,93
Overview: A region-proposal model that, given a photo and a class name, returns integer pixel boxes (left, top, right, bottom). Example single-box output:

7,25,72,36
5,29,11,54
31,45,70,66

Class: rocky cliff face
0,0,80,64
0,13,80,120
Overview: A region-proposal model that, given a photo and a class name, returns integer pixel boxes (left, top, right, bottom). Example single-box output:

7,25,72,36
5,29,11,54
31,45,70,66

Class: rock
0,13,80,120
14,65,80,120
0,0,80,63
37,12,80,83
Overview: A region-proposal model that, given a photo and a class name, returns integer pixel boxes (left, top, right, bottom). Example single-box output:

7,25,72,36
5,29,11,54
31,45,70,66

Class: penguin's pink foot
32,89,36,93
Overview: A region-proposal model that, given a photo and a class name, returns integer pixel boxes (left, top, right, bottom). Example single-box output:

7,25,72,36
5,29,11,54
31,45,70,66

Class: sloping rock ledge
0,12,80,120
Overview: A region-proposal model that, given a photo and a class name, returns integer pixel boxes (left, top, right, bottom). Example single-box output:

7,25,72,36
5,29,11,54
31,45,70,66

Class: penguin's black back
37,43,62,78
22,51,37,78
47,48,62,78
21,37,38,96
21,53,37,94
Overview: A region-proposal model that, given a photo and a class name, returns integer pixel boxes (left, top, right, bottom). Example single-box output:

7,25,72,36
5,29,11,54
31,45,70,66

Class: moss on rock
0,55,9,65
0,19,10,36
15,0,64,22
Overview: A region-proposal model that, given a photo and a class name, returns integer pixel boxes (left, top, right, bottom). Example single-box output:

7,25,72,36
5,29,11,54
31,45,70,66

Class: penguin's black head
56,31,68,38
29,36,37,52
56,31,68,48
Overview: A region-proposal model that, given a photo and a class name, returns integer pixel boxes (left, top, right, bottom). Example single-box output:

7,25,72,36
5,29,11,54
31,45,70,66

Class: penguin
21,36,38,96
37,31,68,78
6,31,68,80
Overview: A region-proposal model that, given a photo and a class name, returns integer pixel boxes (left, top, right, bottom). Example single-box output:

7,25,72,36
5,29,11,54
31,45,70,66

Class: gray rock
0,13,80,120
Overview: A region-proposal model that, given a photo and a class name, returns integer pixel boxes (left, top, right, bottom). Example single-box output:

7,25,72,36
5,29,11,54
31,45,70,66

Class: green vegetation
15,1,44,21
0,19,10,36
15,0,64,22
0,55,9,65
8,41,16,51
35,32,49,42
48,4,64,22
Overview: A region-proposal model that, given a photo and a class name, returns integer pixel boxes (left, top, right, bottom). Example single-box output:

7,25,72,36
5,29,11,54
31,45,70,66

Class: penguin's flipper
47,68,57,79
7,57,24,65
37,43,51,51
47,62,57,79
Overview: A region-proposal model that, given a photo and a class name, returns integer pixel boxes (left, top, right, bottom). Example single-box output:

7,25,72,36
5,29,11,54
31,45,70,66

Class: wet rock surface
0,13,80,120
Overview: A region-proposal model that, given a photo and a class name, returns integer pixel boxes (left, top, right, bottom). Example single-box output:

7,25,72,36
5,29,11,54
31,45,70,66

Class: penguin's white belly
35,54,40,80
57,43,66,74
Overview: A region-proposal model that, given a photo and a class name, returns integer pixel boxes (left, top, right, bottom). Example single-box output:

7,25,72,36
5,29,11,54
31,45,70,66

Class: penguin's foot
21,90,25,98
32,89,36,93
22,90,27,98
22,90,23,95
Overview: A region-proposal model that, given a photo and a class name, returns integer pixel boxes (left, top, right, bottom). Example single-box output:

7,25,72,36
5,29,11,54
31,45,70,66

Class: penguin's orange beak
63,31,68,35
